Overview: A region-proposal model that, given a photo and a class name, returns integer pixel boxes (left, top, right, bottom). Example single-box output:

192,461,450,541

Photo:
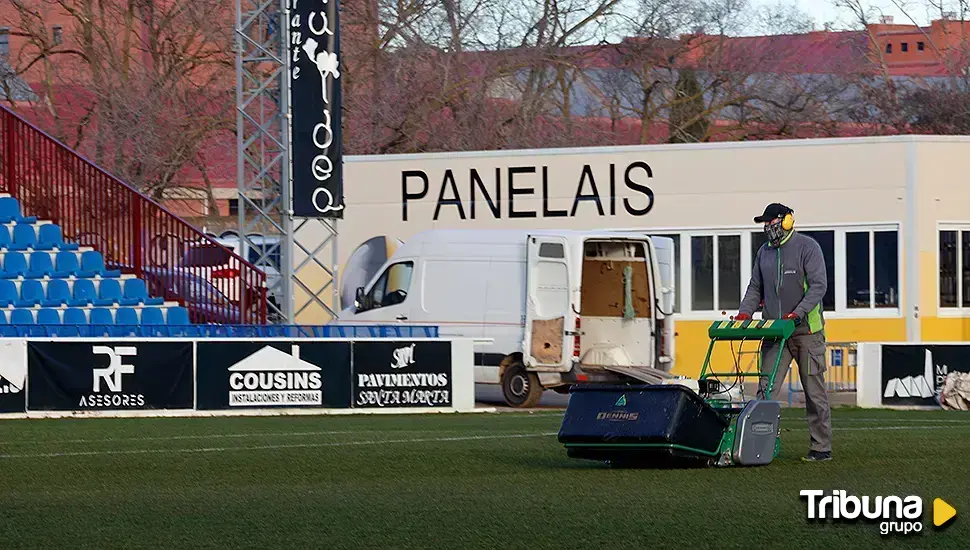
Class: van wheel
501,363,543,408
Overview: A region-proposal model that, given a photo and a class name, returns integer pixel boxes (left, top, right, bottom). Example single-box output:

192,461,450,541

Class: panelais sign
288,0,344,218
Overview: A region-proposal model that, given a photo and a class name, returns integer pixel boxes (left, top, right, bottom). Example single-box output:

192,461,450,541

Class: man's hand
733,313,750,321
783,312,801,325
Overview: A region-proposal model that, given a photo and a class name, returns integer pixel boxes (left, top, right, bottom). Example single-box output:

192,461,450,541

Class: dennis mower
558,318,796,468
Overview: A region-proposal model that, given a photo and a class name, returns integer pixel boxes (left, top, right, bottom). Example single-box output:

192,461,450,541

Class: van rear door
523,235,571,371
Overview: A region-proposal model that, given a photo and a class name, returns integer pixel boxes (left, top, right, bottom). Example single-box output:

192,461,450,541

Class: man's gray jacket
739,231,827,335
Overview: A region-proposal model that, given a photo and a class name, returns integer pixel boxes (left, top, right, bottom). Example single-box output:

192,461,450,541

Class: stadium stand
0,198,182,322
0,104,438,339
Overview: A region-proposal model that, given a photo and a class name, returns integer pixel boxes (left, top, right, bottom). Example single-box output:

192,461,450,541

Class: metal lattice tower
235,0,339,325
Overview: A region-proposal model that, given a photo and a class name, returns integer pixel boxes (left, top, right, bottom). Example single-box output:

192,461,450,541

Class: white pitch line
0,432,561,459
0,429,449,446
785,425,970,432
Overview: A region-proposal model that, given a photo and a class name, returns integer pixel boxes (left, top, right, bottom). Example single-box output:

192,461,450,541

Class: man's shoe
802,450,832,462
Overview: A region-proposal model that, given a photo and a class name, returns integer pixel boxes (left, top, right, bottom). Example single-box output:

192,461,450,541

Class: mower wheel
501,363,543,408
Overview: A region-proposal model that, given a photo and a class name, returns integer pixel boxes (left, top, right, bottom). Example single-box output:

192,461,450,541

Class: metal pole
282,0,295,324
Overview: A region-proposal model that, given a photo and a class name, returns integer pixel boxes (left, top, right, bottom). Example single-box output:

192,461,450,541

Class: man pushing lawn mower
735,203,833,463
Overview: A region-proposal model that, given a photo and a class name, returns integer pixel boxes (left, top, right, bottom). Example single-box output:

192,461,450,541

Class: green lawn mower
558,318,796,468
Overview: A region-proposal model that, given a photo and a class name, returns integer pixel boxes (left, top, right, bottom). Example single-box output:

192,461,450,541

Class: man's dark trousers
757,330,832,453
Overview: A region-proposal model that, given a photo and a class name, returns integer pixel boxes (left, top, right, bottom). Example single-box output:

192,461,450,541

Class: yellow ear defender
781,211,794,231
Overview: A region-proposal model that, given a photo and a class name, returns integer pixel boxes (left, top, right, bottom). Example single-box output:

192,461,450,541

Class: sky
754,0,953,30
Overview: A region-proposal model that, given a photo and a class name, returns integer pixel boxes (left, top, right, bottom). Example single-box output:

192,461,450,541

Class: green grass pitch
0,408,966,549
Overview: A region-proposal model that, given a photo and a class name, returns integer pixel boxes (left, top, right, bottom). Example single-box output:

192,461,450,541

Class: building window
847,230,899,309
800,230,836,311
901,42,908,52
0,27,9,58
939,229,970,309
690,234,741,312
52,25,63,46
228,198,239,216
886,43,892,54
718,235,741,310
874,231,899,307
918,41,925,51
669,225,900,318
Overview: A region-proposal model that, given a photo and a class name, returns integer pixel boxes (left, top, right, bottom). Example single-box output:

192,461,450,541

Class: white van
337,229,677,407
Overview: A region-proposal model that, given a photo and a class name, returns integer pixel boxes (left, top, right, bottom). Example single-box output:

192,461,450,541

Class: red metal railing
0,105,267,324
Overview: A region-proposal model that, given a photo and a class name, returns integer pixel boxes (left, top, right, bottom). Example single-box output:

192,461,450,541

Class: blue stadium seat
1,252,27,278
0,197,37,224
9,308,34,324
42,279,71,307
62,308,87,325
10,224,36,251
69,279,97,306
0,226,10,249
167,306,190,325
0,310,7,324
36,308,61,324
28,252,54,279
16,279,44,307
0,280,16,307
37,224,78,251
95,278,122,307
141,307,165,325
115,307,138,326
54,251,80,278
80,251,121,278
121,278,162,306
89,308,114,325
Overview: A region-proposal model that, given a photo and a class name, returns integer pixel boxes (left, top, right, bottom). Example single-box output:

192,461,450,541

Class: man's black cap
754,203,793,223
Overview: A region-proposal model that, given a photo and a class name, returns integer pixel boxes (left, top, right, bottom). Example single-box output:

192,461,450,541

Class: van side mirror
354,286,365,310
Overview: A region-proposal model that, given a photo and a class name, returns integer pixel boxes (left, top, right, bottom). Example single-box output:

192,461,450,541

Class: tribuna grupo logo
801,490,927,535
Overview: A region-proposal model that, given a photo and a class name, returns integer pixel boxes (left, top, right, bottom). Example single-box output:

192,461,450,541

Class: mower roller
558,318,796,468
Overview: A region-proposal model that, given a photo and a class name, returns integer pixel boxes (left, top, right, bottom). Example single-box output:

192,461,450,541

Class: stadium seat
141,307,165,325
42,279,71,307
121,278,163,306
10,308,34,324
62,308,87,325
37,224,78,251
95,278,122,307
16,279,44,307
80,251,121,278
54,251,81,278
167,306,190,325
27,252,54,279
0,226,11,249
89,308,114,325
69,279,97,307
10,223,37,251
1,251,27,278
0,310,7,324
36,308,61,324
115,307,138,326
0,197,37,224
0,280,16,307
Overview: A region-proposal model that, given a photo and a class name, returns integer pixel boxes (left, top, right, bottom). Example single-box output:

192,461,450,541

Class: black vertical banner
289,0,344,218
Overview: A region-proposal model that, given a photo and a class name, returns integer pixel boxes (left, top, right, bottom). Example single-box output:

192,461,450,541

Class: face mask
765,221,788,246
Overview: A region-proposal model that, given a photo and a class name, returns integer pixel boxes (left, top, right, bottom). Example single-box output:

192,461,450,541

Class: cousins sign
289,0,344,218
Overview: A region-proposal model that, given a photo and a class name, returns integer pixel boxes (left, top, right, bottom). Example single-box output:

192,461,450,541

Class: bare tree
2,0,233,213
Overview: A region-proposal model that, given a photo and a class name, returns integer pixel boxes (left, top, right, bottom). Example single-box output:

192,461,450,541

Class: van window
247,243,282,270
182,244,231,267
366,261,414,309
538,242,564,259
